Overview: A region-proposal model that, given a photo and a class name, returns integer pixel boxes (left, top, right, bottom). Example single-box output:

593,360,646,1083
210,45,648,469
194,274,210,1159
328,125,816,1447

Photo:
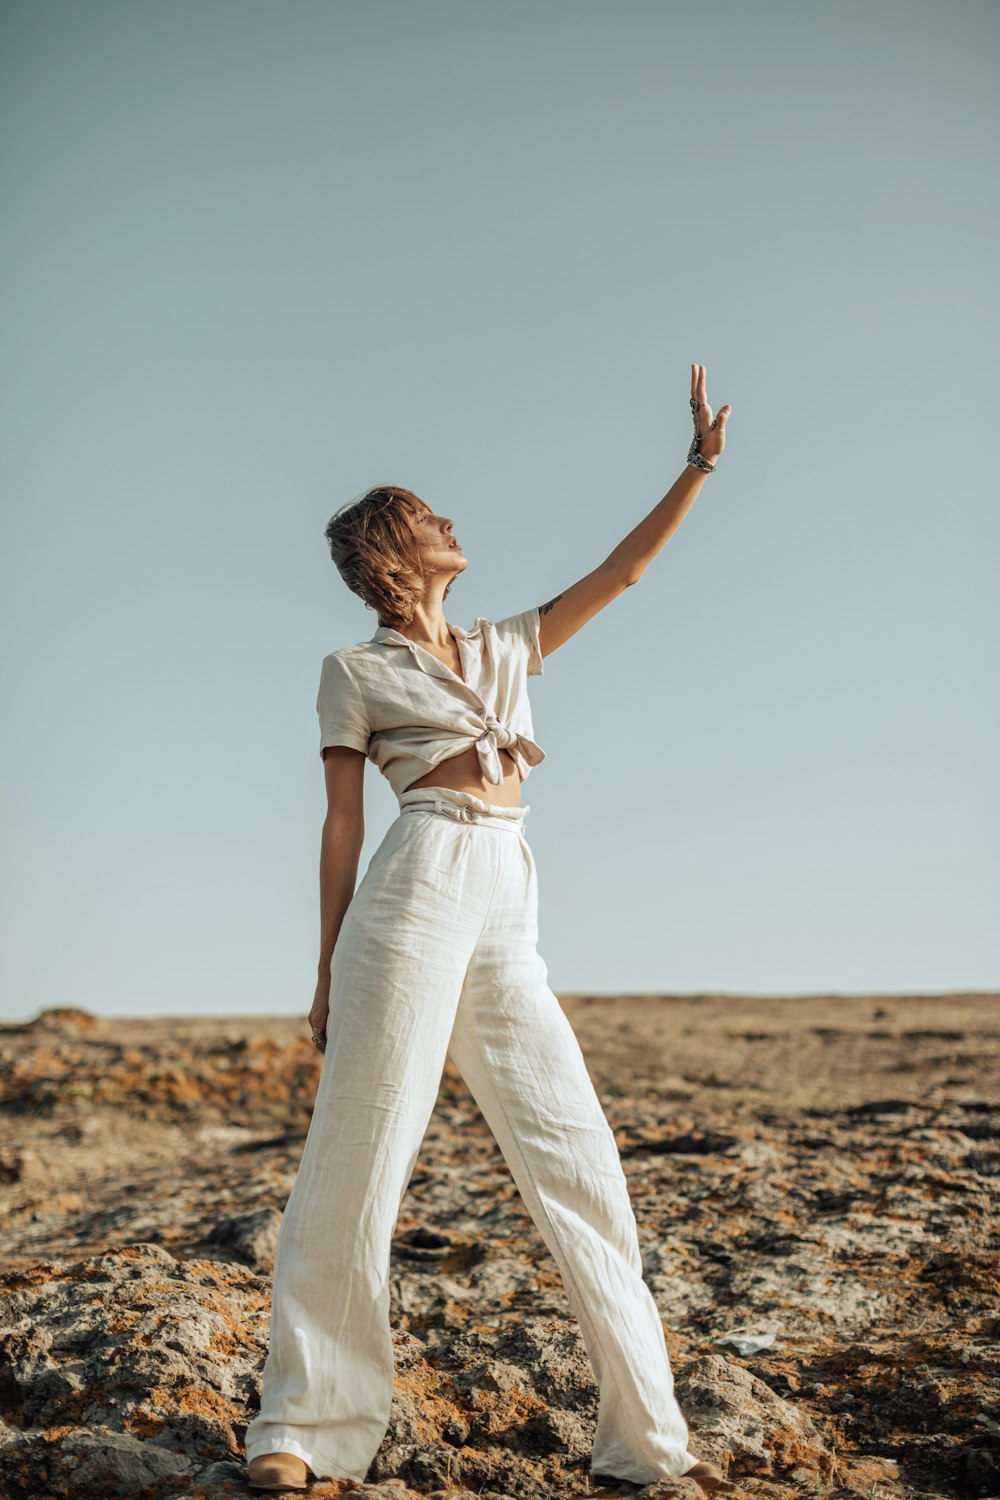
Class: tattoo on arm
538,594,563,617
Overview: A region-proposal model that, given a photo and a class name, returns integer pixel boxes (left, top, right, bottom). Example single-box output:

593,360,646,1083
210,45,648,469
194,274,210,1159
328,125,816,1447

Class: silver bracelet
686,443,717,473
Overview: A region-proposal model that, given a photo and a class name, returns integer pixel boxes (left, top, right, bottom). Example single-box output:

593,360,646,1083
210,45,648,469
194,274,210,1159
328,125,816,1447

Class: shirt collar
370,620,477,646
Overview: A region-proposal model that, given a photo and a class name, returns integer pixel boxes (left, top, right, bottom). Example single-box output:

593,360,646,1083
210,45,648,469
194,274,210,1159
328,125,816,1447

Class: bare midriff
404,744,522,807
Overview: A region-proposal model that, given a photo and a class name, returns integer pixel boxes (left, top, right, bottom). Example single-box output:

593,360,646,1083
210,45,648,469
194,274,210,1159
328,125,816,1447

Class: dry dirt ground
0,992,997,1500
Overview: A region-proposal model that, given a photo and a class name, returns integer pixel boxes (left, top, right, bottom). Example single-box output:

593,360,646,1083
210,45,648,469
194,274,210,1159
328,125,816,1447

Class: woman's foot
591,1461,736,1495
681,1460,736,1493
246,1450,310,1490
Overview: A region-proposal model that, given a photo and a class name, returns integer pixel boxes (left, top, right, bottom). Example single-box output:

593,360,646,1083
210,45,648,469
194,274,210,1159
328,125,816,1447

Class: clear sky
2,0,997,1022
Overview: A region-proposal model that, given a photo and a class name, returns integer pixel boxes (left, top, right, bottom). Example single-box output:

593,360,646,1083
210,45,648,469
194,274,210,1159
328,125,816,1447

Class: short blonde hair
324,485,454,627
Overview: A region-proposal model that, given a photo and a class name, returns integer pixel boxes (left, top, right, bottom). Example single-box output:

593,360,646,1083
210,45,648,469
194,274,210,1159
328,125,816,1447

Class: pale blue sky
2,0,997,1021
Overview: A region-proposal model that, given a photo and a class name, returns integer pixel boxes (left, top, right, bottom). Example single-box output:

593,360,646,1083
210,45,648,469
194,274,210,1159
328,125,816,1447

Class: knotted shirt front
316,607,546,798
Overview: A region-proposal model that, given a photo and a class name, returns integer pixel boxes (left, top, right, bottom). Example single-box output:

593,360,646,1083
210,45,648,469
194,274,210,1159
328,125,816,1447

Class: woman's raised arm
536,363,732,662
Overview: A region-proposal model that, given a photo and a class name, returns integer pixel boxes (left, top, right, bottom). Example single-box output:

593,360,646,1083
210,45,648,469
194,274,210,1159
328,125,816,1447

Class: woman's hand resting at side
308,982,329,1054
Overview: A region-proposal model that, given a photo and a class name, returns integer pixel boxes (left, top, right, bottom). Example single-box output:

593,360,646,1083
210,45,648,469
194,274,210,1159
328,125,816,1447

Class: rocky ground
0,993,997,1500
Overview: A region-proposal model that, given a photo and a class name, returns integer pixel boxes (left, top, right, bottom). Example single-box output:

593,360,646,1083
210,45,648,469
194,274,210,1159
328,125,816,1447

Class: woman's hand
308,982,330,1054
689,363,732,466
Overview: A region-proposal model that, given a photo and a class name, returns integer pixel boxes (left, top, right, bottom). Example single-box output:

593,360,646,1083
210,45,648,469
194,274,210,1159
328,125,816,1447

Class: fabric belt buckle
457,803,477,823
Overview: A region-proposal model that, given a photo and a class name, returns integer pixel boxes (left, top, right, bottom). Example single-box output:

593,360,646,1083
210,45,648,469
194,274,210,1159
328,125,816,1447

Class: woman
245,366,733,1494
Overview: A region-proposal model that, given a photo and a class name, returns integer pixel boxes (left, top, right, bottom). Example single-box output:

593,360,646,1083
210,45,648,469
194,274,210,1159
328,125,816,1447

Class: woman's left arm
536,363,732,660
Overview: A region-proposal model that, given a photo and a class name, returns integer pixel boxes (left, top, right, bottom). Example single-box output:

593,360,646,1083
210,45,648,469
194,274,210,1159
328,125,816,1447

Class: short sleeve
316,653,370,758
491,606,545,677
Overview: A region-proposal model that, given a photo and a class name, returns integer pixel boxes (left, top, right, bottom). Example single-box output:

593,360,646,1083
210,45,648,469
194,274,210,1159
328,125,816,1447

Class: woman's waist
403,744,523,805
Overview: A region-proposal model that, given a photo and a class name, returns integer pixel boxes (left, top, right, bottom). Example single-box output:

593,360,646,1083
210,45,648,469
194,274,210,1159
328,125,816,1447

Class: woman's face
408,501,467,582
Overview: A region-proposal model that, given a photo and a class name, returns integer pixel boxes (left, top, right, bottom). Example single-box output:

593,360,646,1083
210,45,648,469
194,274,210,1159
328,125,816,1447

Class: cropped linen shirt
316,606,546,798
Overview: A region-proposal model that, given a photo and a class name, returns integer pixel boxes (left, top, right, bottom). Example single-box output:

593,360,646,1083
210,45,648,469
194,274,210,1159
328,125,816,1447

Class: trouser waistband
397,785,530,831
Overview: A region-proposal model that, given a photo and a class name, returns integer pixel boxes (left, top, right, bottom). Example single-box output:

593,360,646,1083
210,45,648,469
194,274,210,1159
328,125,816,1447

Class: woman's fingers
690,365,702,434
691,368,710,435
690,363,709,423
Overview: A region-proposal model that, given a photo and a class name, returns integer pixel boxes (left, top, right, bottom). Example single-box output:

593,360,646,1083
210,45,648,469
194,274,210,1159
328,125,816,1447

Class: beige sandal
592,1460,736,1495
681,1460,738,1492
246,1451,311,1491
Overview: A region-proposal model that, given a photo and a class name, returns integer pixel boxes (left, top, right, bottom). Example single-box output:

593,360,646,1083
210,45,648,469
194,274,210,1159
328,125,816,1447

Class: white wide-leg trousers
244,786,701,1484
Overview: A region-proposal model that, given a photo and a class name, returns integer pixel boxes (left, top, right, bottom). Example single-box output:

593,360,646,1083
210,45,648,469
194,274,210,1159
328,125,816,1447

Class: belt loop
432,798,472,823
